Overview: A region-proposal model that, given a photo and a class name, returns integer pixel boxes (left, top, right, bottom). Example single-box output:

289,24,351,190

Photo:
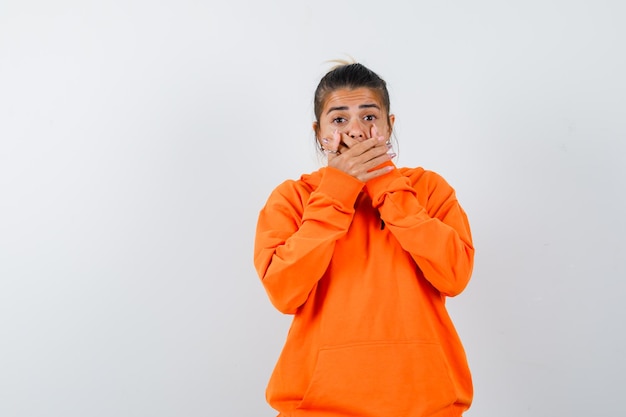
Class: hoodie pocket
296,341,457,416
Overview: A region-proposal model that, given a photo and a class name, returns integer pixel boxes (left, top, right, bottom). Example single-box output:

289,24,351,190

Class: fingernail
322,138,329,144
388,152,397,158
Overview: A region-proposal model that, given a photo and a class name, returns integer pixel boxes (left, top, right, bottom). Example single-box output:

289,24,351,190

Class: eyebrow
326,103,381,114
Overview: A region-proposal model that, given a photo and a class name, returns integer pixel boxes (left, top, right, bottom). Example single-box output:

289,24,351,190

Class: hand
322,125,396,182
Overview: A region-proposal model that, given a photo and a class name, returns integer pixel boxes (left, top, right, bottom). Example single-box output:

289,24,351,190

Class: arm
254,168,364,314
365,166,474,296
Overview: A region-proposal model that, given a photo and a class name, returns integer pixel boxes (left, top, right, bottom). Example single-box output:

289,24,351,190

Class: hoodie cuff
364,161,403,207
316,167,365,206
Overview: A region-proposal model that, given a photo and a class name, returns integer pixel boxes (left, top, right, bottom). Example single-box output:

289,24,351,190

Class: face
314,87,395,149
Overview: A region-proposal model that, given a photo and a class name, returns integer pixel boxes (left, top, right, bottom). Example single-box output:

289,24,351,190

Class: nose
346,119,366,140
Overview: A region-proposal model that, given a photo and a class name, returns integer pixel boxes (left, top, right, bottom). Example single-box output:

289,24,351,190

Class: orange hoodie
254,164,474,417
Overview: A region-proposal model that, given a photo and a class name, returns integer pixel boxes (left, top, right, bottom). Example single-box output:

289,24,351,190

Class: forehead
322,88,384,112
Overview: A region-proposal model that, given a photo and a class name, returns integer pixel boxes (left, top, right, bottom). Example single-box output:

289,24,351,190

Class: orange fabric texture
254,164,474,417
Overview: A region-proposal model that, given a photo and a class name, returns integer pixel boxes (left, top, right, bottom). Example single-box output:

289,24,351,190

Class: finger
337,142,350,154
360,164,395,182
331,129,342,151
371,124,388,141
370,124,378,140
364,150,396,171
356,143,396,171
347,136,387,158
330,131,356,156
339,131,352,148
350,156,396,182
327,130,342,159
321,130,341,157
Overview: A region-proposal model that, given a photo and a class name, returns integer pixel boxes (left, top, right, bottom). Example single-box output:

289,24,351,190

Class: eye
332,117,347,124
364,115,377,121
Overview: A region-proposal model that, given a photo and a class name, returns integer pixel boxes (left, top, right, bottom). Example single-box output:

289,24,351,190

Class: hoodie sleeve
254,168,364,314
364,165,474,297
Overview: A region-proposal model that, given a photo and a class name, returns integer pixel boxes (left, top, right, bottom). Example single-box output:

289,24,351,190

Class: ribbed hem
278,403,469,417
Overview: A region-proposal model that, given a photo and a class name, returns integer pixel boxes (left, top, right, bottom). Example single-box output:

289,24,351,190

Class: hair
313,62,392,132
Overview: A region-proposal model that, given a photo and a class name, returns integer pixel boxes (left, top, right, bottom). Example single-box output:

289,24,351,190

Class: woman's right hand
323,126,396,182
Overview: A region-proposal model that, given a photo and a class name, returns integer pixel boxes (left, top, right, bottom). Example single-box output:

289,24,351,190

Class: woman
254,62,474,417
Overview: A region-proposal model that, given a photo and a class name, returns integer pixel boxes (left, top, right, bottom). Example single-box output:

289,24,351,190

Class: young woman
254,63,474,417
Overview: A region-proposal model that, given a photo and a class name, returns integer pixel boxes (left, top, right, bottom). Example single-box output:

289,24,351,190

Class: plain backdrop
1,1,625,416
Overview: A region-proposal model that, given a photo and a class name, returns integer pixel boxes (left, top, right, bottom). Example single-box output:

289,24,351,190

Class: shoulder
398,167,453,191
264,169,322,209
398,167,459,215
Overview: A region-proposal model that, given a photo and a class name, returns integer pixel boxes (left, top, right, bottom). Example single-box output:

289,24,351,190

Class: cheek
376,120,392,137
319,122,337,137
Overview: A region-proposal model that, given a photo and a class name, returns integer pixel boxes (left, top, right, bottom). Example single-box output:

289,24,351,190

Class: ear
312,121,321,143
387,114,396,135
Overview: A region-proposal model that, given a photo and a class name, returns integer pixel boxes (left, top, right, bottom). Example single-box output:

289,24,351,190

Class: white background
1,1,625,416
